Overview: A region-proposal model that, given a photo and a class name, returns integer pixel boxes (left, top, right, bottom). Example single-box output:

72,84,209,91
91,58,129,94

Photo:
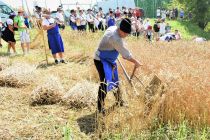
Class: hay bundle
62,81,98,109
30,76,64,105
0,63,36,87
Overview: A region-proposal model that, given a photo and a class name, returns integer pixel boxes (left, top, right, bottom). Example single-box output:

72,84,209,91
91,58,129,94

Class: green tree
173,0,210,29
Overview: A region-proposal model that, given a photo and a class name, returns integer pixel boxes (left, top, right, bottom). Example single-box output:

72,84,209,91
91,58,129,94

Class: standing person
69,9,77,30
94,18,142,114
115,7,121,19
143,18,151,30
159,19,166,36
56,7,65,30
86,9,95,32
188,11,192,20
153,20,160,39
77,10,86,31
175,8,178,20
144,25,154,42
1,14,17,54
0,17,2,47
42,10,66,64
14,8,30,55
107,11,116,28
128,8,133,18
169,10,173,20
180,9,184,20
161,8,166,20
156,7,161,18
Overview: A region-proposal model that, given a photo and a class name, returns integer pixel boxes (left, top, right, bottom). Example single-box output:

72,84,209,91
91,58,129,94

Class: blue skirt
48,33,64,54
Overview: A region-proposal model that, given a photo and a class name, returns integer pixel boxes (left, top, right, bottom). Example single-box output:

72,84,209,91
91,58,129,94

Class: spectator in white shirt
86,9,95,32
143,18,151,30
77,10,86,31
157,8,161,18
159,19,166,36
56,7,65,30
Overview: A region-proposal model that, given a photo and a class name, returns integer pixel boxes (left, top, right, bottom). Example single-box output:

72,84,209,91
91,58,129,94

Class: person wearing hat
1,13,17,55
94,18,142,114
14,8,30,55
56,7,65,30
42,10,66,64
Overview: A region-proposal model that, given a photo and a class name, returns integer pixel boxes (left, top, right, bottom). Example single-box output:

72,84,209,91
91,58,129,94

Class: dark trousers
58,24,65,30
94,59,122,112
88,22,95,32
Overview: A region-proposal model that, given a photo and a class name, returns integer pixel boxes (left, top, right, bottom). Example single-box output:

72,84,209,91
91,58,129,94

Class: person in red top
135,8,141,19
115,7,121,19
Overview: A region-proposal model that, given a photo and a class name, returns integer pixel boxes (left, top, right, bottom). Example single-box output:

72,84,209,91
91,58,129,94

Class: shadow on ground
77,113,97,134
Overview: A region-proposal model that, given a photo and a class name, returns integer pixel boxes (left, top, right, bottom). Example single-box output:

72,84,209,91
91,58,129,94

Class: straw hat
18,8,24,13
43,9,51,15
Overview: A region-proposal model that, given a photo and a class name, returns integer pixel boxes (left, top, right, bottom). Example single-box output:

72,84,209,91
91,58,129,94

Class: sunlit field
0,28,209,139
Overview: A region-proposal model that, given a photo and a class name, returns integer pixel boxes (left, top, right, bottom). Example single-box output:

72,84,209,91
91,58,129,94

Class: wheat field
0,29,209,139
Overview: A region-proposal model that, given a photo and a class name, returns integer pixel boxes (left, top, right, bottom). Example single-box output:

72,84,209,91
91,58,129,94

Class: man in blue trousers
94,18,142,114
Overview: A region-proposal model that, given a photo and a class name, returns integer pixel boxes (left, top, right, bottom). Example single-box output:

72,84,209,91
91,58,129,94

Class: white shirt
56,12,64,22
161,10,166,19
94,26,131,60
159,22,166,34
157,9,161,16
6,19,13,25
94,18,100,28
86,14,94,23
77,14,86,25
144,21,150,30
42,18,55,26
160,33,174,41
70,15,76,23
194,37,206,42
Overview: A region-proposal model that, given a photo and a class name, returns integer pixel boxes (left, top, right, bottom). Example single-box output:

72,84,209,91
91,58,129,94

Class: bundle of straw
30,76,64,105
62,80,98,109
0,63,35,87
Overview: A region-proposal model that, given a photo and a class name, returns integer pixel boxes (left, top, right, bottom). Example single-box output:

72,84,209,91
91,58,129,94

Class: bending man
94,18,142,114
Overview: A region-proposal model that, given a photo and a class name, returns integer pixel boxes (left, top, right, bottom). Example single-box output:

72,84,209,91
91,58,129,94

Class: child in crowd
144,25,154,42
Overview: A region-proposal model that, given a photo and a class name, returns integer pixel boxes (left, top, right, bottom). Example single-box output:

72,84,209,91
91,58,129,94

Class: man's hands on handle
123,56,143,81
118,57,143,82
124,57,143,68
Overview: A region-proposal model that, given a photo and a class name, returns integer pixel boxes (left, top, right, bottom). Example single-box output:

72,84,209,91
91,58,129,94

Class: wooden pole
25,0,31,16
41,27,49,65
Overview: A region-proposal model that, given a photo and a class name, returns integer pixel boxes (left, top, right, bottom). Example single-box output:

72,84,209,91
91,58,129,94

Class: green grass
150,19,210,40
103,120,210,140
